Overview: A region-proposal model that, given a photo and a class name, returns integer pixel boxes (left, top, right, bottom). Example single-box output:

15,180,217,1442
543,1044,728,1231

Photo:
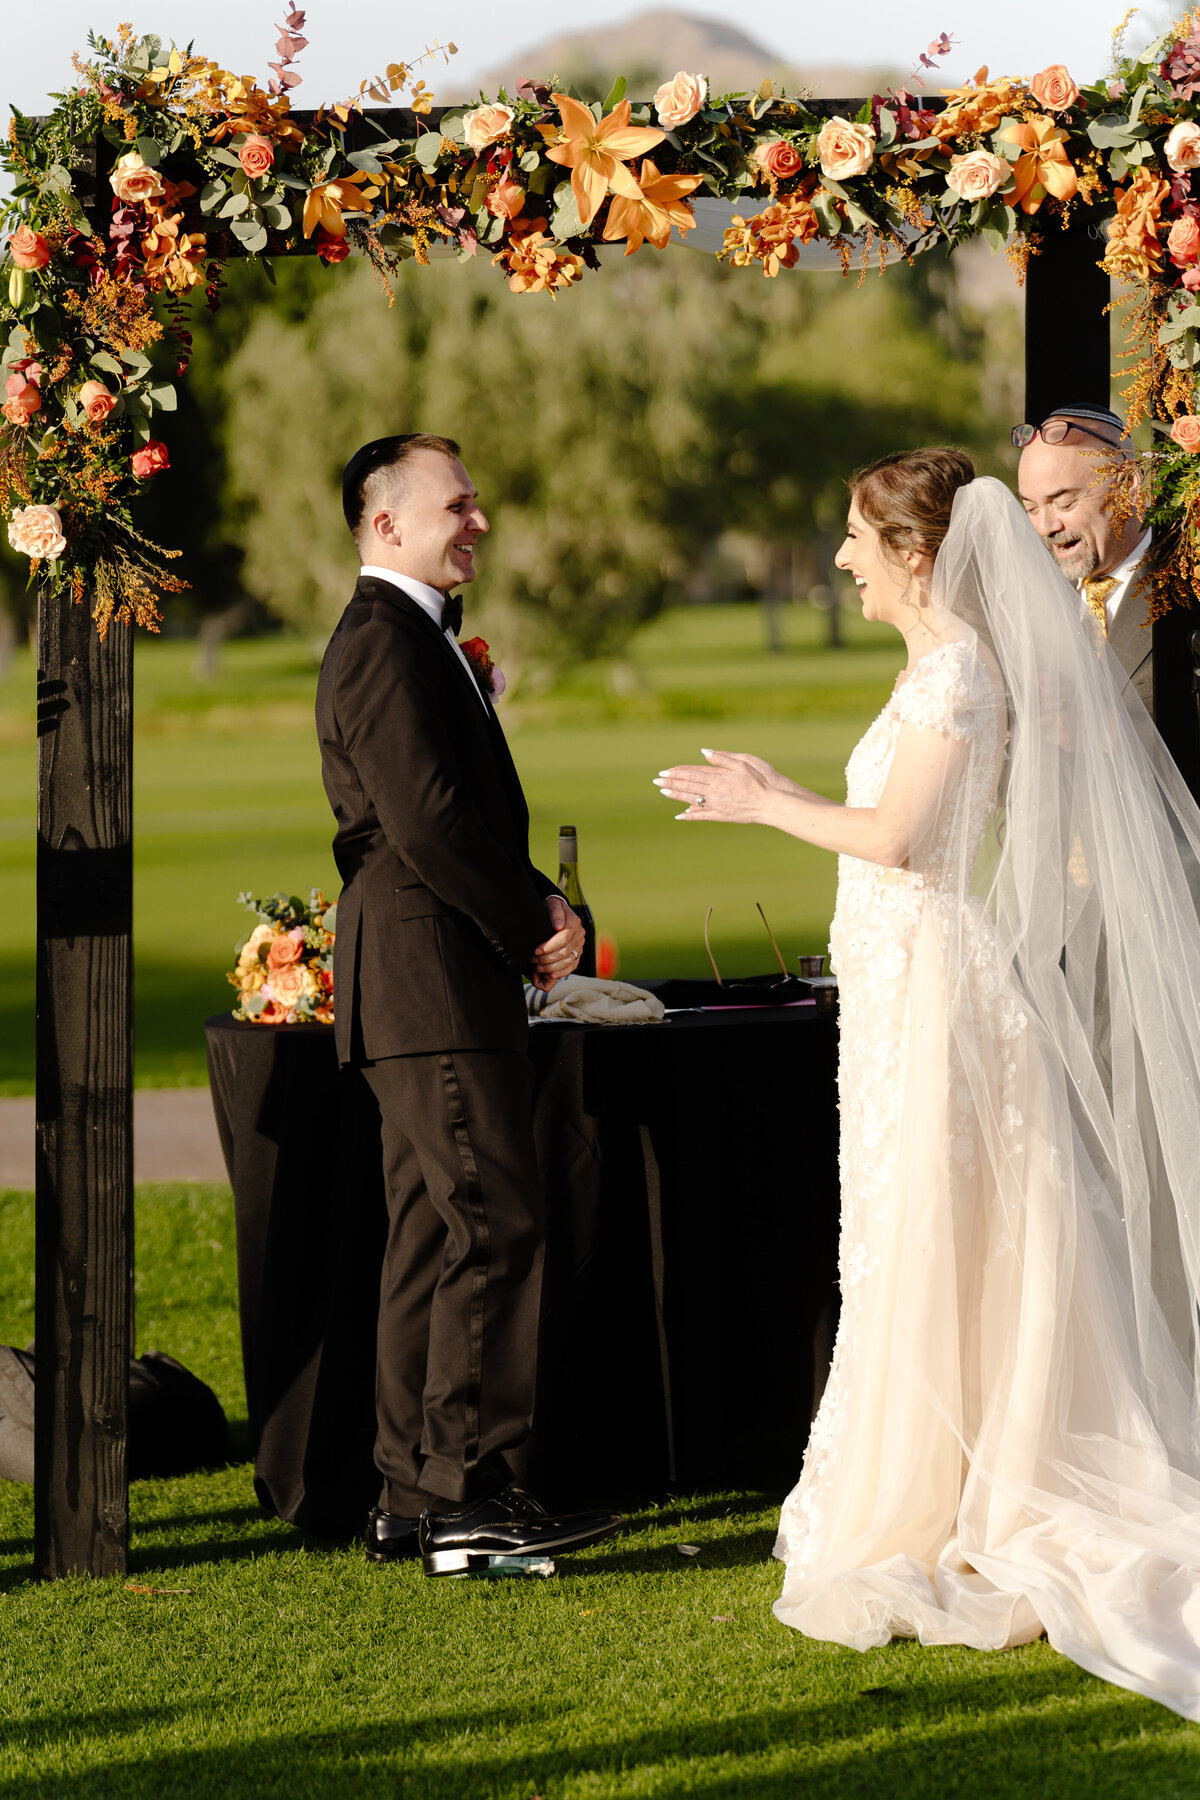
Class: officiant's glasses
703,903,805,993
1010,419,1121,450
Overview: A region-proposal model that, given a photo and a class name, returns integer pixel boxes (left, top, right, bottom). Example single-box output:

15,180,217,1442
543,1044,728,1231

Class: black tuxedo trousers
363,1048,543,1512
315,576,557,1513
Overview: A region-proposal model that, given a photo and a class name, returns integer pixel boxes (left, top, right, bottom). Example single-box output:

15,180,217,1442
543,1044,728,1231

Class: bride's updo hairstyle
850,447,975,565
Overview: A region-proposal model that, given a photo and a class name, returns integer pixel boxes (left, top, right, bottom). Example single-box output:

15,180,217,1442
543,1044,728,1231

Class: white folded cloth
525,975,665,1025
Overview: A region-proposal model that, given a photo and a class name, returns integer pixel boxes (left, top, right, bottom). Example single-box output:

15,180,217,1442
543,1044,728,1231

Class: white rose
1165,119,1200,175
652,71,707,129
945,149,1012,202
816,116,875,180
7,503,66,561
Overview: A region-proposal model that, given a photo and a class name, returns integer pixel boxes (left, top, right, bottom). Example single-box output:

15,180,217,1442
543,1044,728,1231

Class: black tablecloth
206,1002,840,1534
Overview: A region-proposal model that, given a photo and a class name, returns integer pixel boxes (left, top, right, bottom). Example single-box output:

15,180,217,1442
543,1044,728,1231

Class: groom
316,433,622,1575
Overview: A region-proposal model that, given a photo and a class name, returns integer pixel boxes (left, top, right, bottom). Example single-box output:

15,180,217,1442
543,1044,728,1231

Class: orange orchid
602,158,704,253
543,93,664,228
302,171,378,239
997,115,1077,214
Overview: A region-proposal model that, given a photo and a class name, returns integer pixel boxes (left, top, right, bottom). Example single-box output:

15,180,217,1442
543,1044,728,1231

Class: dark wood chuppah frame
32,99,1200,1581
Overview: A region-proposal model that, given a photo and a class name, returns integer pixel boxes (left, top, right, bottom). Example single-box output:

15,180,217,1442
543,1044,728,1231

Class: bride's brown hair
850,447,975,562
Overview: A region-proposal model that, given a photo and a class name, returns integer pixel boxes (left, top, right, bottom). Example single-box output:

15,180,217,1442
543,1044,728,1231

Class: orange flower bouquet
228,888,335,1024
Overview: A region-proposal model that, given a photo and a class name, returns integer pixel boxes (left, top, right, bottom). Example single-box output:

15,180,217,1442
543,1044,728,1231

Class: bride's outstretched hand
653,749,793,822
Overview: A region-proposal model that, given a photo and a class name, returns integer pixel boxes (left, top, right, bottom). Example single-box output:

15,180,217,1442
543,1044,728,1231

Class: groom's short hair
343,434,462,541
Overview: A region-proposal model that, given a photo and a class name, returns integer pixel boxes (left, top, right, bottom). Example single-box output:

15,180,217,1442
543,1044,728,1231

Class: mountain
448,9,902,105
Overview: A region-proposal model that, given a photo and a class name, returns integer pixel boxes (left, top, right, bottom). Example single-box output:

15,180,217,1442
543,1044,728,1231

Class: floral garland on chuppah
5,10,1200,632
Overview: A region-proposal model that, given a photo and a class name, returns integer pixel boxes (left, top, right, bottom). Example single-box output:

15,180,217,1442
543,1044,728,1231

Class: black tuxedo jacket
316,575,556,1063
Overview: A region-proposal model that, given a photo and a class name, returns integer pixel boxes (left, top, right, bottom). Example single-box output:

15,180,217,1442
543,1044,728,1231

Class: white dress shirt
358,565,489,713
1096,529,1152,629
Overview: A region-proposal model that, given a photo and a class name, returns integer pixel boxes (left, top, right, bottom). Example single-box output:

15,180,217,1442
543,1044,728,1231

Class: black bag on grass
0,1346,228,1483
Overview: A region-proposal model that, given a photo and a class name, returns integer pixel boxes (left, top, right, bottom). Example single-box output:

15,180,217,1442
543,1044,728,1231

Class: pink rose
652,71,707,129
8,225,49,270
131,439,170,479
238,135,275,179
945,149,1011,202
491,666,506,698
266,927,305,970
2,375,40,426
486,175,526,221
1029,65,1079,111
463,104,515,153
816,116,874,180
1165,119,1200,175
1170,215,1200,265
1171,415,1200,452
754,139,804,182
7,503,66,560
78,379,116,424
109,151,165,206
1184,265,1200,292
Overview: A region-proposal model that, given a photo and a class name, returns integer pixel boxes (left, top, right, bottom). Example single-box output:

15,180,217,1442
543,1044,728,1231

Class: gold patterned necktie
1081,575,1119,635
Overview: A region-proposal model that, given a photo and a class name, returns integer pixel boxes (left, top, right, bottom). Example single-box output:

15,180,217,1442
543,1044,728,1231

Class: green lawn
1,603,902,1091
1,1182,1194,1799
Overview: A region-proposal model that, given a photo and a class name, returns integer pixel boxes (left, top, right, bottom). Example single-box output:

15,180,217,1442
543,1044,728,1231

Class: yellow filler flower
544,93,665,228
998,115,1078,215
602,158,704,253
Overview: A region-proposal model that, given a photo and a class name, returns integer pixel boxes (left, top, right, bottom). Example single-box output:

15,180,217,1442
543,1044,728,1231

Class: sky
0,0,1180,119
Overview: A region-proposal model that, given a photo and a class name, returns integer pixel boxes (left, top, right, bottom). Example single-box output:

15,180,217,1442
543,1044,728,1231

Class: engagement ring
695,795,707,808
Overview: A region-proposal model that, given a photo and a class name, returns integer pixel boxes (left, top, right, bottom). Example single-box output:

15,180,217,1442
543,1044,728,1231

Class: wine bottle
557,826,597,978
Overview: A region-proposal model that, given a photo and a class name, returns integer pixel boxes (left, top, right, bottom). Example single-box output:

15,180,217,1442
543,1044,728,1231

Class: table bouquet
228,888,335,1024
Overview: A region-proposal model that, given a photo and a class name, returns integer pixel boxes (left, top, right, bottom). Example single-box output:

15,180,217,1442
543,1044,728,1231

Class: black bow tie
441,593,463,637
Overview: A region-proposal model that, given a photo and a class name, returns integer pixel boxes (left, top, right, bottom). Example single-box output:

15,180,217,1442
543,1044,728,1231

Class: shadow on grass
0,1671,1189,1800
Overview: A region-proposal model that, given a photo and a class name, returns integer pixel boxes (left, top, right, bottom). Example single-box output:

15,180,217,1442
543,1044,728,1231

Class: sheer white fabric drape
775,478,1200,1720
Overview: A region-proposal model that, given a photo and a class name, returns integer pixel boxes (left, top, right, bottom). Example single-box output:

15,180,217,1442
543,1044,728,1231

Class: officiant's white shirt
1078,528,1152,629
358,565,489,713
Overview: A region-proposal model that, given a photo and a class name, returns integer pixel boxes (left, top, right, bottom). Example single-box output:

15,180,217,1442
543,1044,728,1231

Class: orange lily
544,93,664,227
997,115,1077,215
602,158,704,253
302,171,377,239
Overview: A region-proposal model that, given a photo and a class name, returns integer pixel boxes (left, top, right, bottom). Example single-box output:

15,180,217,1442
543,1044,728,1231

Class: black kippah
342,436,408,531
1041,401,1124,434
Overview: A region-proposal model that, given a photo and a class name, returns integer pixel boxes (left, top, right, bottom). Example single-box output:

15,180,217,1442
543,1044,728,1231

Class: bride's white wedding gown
774,633,1200,1719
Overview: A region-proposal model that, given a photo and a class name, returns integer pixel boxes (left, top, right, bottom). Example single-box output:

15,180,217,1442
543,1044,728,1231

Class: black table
206,1001,841,1535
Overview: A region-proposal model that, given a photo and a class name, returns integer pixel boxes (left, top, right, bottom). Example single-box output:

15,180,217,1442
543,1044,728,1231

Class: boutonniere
459,635,506,697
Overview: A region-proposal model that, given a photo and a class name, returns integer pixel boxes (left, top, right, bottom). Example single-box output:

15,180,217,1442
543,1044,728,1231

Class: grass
1,1182,1196,1799
0,603,903,1092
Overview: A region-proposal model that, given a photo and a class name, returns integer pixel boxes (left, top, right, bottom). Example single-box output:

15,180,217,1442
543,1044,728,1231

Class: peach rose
238,135,275,179
1165,120,1200,175
1029,65,1079,111
131,439,170,479
463,104,515,153
653,70,707,129
267,928,305,970
78,379,116,424
485,174,526,220
754,139,804,182
252,998,289,1024
2,375,41,426
109,151,165,206
266,964,314,1009
816,116,875,180
8,225,49,270
1170,215,1200,265
1171,415,1200,451
7,503,66,560
946,149,1011,202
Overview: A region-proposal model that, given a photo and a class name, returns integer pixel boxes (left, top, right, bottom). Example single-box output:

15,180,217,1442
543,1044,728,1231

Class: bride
655,449,1200,1719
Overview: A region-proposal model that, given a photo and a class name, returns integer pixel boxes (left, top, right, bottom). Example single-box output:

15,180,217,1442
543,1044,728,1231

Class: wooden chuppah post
33,132,134,1580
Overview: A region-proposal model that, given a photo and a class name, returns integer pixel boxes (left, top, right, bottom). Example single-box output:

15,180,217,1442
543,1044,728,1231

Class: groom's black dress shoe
418,1484,624,1576
364,1506,421,1564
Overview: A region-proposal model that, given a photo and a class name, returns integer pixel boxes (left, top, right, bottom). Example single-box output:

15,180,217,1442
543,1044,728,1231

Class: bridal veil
775,476,1200,1719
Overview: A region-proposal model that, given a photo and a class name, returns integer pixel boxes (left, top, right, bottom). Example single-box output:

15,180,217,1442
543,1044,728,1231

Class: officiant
1014,402,1154,716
